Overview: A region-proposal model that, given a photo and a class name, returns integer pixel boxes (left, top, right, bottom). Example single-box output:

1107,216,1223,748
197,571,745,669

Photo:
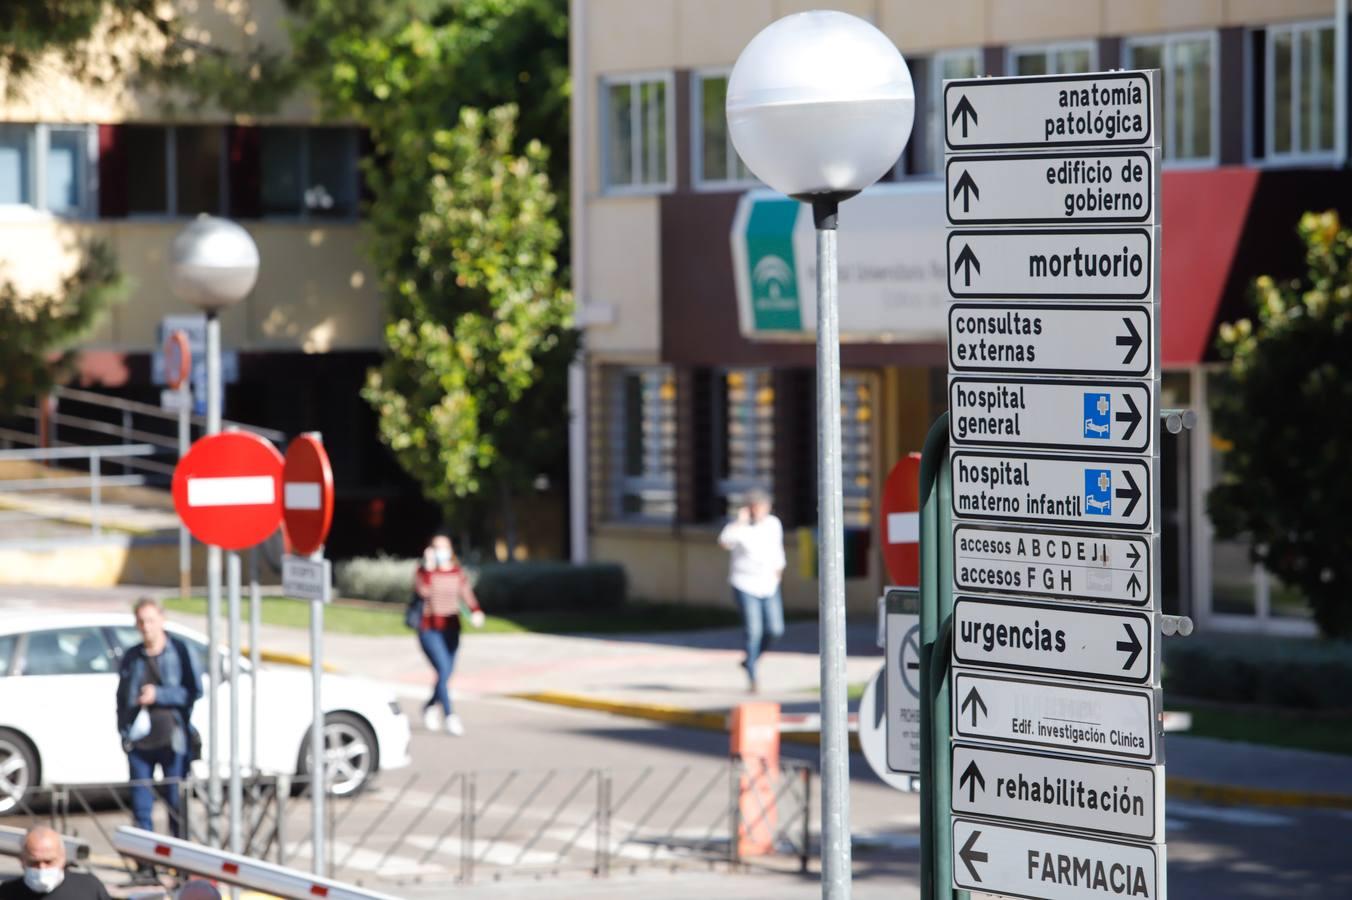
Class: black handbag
404,592,424,630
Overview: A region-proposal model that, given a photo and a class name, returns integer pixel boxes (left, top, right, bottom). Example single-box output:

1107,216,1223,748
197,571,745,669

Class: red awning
1160,167,1260,366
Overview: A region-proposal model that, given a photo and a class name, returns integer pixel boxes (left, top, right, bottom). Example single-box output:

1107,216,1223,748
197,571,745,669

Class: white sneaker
444,713,465,736
422,706,442,731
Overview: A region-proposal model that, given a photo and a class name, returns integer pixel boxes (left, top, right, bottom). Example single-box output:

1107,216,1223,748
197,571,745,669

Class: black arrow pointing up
951,95,979,138
959,760,986,803
952,170,980,213
1127,572,1142,597
1117,623,1143,670
959,829,988,882
1115,393,1142,442
960,685,988,727
954,244,981,287
1116,317,1143,365
1126,544,1142,568
1115,469,1142,518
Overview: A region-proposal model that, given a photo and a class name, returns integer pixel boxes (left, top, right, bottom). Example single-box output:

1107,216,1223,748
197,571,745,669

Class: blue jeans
418,626,461,715
733,588,784,681
128,745,187,836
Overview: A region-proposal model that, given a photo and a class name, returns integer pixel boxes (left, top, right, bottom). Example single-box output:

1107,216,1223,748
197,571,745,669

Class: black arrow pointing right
1115,393,1142,442
951,95,979,138
1126,544,1142,568
960,685,988,727
1115,469,1142,518
1117,623,1143,670
952,170,980,212
959,760,986,803
954,244,981,287
1116,317,1143,366
959,829,987,882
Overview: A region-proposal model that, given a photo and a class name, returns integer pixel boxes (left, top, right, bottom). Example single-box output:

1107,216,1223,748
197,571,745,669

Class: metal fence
1,758,814,889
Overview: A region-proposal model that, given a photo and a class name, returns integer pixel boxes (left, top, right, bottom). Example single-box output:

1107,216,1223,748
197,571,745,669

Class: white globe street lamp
728,13,914,898
167,215,259,857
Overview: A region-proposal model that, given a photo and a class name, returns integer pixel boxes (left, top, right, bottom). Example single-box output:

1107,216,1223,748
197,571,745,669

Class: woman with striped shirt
414,533,485,735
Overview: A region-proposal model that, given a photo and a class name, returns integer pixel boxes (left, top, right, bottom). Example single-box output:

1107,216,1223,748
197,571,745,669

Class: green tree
1209,211,1352,639
0,242,124,412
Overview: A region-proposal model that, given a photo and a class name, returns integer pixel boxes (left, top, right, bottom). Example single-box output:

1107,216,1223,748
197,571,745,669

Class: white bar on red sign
284,482,323,510
186,475,275,507
888,511,919,544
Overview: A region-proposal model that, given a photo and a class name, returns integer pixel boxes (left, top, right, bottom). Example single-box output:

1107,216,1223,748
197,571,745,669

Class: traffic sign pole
227,549,243,866
205,311,222,844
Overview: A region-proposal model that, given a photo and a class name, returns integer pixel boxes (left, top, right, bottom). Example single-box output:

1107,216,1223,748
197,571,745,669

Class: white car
0,612,411,814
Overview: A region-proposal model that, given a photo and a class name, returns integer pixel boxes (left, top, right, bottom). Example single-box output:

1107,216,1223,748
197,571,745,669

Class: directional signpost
929,67,1167,900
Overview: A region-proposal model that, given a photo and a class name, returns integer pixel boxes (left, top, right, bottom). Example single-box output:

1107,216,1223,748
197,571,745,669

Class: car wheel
0,729,38,816
298,713,378,798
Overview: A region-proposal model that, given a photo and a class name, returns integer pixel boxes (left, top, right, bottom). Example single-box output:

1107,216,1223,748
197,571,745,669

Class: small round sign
858,667,914,792
282,434,334,556
163,330,191,391
880,453,923,587
172,432,284,550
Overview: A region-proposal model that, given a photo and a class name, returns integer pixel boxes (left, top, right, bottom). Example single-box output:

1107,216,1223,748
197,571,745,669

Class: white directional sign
952,670,1158,762
951,744,1164,841
946,151,1156,225
885,593,922,775
952,818,1164,899
282,554,331,603
953,596,1153,684
948,228,1155,300
953,525,1153,608
951,451,1154,531
944,71,1157,151
949,378,1155,453
948,304,1153,377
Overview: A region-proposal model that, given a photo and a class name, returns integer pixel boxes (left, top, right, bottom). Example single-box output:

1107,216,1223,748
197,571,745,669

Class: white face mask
434,548,452,565
23,866,64,894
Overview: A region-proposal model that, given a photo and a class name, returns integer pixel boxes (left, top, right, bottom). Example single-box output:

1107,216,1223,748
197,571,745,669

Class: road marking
186,475,275,507
284,481,322,510
1166,801,1294,828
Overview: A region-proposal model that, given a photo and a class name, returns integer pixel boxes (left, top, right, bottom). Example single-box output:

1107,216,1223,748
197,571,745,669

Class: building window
1126,33,1216,164
715,369,774,515
0,125,34,206
0,124,93,215
693,72,755,189
45,128,89,215
1266,20,1337,163
121,124,225,216
260,127,358,217
609,368,677,521
1009,42,1095,76
601,73,673,192
928,50,982,172
840,371,875,529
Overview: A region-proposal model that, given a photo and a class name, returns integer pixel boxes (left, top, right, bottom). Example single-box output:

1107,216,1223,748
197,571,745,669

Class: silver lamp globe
725,10,914,201
168,215,260,312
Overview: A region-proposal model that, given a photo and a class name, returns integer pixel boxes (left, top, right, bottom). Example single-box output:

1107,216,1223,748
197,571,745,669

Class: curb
244,647,339,673
513,691,1352,809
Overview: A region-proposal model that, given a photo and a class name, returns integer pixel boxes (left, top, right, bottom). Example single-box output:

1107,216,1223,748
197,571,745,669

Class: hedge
334,556,627,613
1163,633,1352,711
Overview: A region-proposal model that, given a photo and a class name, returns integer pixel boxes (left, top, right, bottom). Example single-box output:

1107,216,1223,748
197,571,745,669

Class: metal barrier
0,443,158,538
114,827,401,900
0,825,89,862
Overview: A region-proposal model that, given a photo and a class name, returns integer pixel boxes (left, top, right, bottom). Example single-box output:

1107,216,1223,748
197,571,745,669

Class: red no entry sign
880,453,922,587
282,434,334,556
172,431,284,550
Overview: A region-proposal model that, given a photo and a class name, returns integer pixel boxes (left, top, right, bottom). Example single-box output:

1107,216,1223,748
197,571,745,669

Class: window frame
1006,40,1099,78
712,367,775,516
259,126,361,221
122,124,228,220
599,70,677,195
1123,30,1220,169
691,68,758,192
608,366,678,524
1262,19,1339,166
0,123,96,219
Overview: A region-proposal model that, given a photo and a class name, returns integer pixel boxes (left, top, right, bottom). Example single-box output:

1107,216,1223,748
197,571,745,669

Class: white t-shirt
718,514,787,598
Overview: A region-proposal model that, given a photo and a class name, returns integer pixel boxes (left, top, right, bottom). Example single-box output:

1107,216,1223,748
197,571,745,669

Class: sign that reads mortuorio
952,524,1153,608
950,451,1154,531
951,744,1164,842
944,71,1157,151
949,377,1154,454
951,818,1164,900
951,670,1158,763
952,596,1154,685
946,151,1156,226
948,228,1156,301
948,304,1153,378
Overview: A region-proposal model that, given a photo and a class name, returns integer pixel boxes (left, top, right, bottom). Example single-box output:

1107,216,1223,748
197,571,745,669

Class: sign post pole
227,549,243,869
164,329,193,601
310,566,325,877
205,311,223,845
249,547,261,776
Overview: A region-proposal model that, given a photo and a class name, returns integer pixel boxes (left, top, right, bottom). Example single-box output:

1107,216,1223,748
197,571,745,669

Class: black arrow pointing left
959,829,987,882
1117,622,1143,670
1114,469,1142,518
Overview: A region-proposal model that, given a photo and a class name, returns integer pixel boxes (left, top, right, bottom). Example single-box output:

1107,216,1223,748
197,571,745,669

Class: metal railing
0,444,158,539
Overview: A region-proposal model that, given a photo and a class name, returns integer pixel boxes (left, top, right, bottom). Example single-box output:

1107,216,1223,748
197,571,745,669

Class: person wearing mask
0,826,110,899
413,533,485,736
115,598,201,883
718,488,786,693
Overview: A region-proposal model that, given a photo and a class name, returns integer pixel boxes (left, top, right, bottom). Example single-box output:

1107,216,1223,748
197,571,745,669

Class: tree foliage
1209,211,1352,638
0,242,124,412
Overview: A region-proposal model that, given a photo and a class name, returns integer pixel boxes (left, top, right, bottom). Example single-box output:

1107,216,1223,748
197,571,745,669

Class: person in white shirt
718,488,786,692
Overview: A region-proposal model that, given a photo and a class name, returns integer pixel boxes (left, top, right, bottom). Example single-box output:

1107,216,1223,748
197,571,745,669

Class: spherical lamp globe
168,216,260,312
726,10,914,200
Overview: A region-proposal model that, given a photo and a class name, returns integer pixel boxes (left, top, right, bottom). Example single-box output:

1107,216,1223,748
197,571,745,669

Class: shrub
1163,634,1352,711
334,557,627,613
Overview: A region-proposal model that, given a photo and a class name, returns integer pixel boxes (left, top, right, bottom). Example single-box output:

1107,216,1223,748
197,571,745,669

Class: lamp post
727,12,914,898
168,216,259,857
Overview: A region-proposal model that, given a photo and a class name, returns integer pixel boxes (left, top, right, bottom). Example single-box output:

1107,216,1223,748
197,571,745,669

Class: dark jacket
0,870,112,900
115,636,201,756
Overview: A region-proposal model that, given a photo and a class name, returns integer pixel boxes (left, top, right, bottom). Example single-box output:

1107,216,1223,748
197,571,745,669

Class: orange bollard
730,702,780,857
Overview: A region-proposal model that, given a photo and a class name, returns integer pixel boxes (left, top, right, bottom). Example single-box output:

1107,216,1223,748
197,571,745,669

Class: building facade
570,0,1352,635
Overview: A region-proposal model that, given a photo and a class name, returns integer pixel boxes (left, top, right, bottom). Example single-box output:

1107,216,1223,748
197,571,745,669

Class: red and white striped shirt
414,565,480,631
